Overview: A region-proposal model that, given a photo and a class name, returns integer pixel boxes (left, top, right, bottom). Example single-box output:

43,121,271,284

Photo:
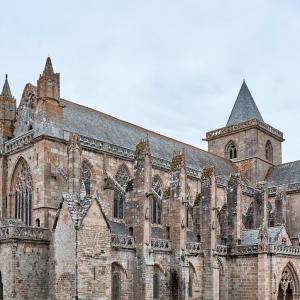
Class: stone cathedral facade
0,58,299,300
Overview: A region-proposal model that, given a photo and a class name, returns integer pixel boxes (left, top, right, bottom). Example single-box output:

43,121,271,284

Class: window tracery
152,176,162,197
225,141,237,160
115,165,129,189
278,267,295,299
14,161,32,226
80,161,92,195
151,177,162,224
114,165,129,219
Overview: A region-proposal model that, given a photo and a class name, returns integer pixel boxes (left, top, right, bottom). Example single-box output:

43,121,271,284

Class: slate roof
266,161,300,187
110,222,128,235
61,99,236,177
240,226,282,245
151,227,164,239
227,81,264,126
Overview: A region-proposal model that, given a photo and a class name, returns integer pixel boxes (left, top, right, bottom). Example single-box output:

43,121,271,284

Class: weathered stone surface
0,59,300,299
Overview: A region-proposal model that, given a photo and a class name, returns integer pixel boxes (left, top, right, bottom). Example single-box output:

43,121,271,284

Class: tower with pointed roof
0,75,16,141
205,80,284,184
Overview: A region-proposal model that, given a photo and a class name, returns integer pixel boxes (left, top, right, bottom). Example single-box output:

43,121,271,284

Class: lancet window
80,161,92,195
225,141,237,160
112,264,121,300
266,140,273,163
14,161,32,226
151,177,162,224
153,266,160,299
114,165,129,219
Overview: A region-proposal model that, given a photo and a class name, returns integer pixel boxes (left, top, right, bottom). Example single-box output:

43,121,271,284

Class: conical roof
43,57,54,76
1,74,12,98
227,80,264,126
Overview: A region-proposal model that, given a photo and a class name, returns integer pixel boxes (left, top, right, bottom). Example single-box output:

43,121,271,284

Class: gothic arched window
186,185,193,228
81,161,92,195
152,176,162,197
278,264,298,300
151,177,162,224
112,264,121,300
153,266,160,299
265,140,273,163
114,165,129,219
225,141,237,160
14,160,32,226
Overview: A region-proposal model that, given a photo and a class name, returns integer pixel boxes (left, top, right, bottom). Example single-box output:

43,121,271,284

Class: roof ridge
60,98,234,165
273,160,300,167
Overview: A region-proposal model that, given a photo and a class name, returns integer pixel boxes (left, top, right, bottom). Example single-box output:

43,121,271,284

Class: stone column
227,174,242,246
130,138,152,300
67,133,82,194
200,166,218,300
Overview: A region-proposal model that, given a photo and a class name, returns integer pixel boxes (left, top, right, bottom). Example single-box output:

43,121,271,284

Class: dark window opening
151,198,161,224
35,218,40,227
114,191,124,219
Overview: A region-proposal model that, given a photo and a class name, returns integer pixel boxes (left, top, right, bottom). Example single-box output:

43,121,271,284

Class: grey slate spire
1,74,12,98
226,80,264,126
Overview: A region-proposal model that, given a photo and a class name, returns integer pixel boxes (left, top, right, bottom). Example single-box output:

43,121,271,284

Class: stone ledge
0,224,50,242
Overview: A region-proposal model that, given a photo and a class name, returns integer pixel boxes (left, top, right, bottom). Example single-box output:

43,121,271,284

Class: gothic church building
0,58,299,299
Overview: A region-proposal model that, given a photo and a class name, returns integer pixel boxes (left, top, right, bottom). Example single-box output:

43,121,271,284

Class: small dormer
204,81,284,184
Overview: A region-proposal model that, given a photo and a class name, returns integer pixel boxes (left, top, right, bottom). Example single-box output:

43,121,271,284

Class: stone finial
258,226,268,245
201,165,215,180
228,173,240,185
170,149,185,171
68,133,81,153
43,57,54,76
135,136,150,157
1,74,13,98
256,181,267,191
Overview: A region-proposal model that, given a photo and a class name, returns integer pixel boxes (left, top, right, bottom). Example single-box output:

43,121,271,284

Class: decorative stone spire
1,74,12,98
227,80,264,126
43,57,54,76
37,57,60,100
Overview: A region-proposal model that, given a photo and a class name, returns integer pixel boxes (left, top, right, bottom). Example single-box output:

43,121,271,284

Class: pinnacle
43,57,54,76
1,74,12,98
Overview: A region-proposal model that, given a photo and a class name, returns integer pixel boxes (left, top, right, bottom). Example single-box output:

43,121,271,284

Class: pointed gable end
227,80,264,126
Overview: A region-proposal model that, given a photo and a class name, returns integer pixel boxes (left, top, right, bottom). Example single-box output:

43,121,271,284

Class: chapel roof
60,98,236,177
265,160,300,187
240,226,283,245
226,80,264,126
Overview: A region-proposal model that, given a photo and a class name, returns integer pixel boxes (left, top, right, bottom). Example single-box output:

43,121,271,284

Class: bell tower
0,75,16,141
204,80,284,184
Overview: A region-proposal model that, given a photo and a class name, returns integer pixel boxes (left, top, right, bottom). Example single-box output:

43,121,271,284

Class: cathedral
0,57,299,300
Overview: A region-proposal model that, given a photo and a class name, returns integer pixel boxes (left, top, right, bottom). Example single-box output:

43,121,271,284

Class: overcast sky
1,1,300,162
